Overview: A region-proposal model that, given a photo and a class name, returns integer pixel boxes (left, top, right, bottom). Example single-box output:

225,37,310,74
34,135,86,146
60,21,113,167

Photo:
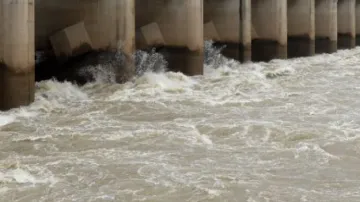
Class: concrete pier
137,0,204,75
337,0,356,49
204,0,251,62
163,0,203,75
315,0,338,53
357,1,360,45
116,0,136,81
287,0,315,58
78,0,135,82
251,0,287,61
0,0,35,110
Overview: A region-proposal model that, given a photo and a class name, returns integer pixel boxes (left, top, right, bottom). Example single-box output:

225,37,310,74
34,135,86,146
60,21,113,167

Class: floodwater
1,42,360,202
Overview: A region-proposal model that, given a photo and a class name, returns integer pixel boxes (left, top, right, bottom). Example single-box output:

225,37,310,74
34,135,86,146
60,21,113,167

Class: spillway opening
35,49,128,85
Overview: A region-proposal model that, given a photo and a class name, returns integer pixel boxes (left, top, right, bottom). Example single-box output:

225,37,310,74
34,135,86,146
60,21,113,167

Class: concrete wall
35,0,133,52
135,0,204,75
36,0,198,51
203,0,251,62
251,0,287,45
315,0,337,41
337,0,355,37
136,0,194,47
0,2,2,63
35,0,86,50
204,0,241,43
135,0,164,28
118,0,135,58
288,0,315,39
145,0,203,50
356,1,360,37
338,0,355,48
35,0,112,50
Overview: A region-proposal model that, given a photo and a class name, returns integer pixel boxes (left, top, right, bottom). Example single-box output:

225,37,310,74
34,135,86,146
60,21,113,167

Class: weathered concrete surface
0,0,35,110
288,0,315,57
136,0,204,75
136,22,165,50
37,0,202,77
252,0,287,61
288,0,315,38
0,2,2,109
35,0,135,83
183,0,203,75
35,0,86,50
204,0,251,62
49,22,93,60
204,21,220,41
337,0,356,49
35,0,134,52
356,1,360,45
315,0,337,53
116,0,136,82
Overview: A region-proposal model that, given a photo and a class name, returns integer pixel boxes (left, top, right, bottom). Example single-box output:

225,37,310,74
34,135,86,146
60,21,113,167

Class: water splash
75,41,225,84
204,40,226,69
0,115,16,127
135,48,168,76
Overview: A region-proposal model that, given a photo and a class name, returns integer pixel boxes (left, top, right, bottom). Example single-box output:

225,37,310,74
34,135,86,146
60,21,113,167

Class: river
1,43,360,202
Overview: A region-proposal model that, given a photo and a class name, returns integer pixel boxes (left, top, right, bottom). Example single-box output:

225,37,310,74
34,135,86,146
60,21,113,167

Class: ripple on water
2,45,360,201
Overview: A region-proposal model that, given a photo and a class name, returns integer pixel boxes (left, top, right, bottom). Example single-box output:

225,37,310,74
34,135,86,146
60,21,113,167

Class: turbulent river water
2,42,360,202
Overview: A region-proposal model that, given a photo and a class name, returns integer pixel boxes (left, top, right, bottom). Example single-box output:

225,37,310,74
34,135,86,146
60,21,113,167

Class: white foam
78,64,116,83
2,40,360,202
22,80,92,113
15,108,38,118
107,71,197,102
0,168,57,185
0,115,15,127
36,80,88,101
135,71,197,90
0,187,9,195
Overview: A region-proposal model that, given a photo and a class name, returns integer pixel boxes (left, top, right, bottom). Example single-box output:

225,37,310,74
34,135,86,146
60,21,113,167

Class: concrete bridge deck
0,0,359,110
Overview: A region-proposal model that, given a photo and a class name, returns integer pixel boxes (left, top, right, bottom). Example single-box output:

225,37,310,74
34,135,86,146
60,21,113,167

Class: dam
3,1,360,201
0,0,358,110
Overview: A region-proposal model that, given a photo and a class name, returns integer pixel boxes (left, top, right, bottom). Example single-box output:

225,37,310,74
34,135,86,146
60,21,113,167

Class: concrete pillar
184,0,204,75
0,0,35,110
116,0,136,81
204,0,251,62
135,0,164,50
35,0,85,51
155,0,204,75
251,0,287,61
83,0,116,50
315,0,338,53
136,22,165,50
287,0,315,58
337,0,356,49
356,0,360,45
83,0,135,83
49,22,93,61
0,2,3,109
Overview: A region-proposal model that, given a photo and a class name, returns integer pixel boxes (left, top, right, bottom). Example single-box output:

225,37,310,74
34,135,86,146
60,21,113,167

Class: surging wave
3,42,360,202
